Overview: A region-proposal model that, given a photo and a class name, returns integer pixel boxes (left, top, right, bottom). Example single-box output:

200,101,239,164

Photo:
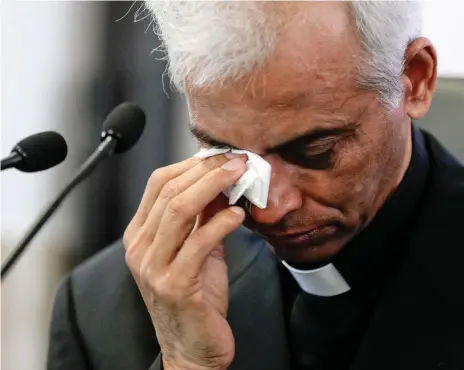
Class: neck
394,121,414,190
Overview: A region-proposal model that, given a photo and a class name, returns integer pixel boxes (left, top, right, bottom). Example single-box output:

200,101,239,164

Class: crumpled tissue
195,148,271,209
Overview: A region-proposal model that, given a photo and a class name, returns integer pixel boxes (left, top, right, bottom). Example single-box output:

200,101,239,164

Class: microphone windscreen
101,102,146,154
14,131,68,172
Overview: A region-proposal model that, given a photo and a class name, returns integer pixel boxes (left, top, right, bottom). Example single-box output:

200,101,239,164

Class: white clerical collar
282,261,351,297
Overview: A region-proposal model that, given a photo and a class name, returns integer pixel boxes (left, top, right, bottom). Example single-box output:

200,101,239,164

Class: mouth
264,225,339,248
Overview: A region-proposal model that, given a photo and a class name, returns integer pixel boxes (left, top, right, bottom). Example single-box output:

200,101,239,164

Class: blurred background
1,1,463,369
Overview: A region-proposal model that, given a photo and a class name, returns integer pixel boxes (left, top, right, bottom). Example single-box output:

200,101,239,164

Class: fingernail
230,206,244,216
221,158,245,171
225,152,241,159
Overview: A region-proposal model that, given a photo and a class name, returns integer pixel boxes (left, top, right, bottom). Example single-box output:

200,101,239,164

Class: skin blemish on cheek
354,183,364,194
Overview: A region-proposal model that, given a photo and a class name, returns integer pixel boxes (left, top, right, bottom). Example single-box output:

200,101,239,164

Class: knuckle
124,247,139,270
149,167,169,187
153,281,171,299
151,276,177,301
124,237,144,269
124,229,153,270
124,227,144,250
201,155,226,169
187,229,206,247
123,220,142,248
138,262,158,290
159,180,181,201
166,198,186,219
123,227,137,253
212,165,234,181
123,226,134,248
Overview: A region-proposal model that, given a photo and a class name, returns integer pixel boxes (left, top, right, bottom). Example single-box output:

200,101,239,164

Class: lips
265,225,339,247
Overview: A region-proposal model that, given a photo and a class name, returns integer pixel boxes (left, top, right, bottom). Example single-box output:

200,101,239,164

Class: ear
402,37,438,120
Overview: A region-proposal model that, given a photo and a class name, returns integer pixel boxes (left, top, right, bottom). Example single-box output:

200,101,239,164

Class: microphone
1,131,68,172
1,102,146,280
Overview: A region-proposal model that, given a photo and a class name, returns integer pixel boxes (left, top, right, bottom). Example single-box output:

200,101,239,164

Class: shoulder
66,240,150,349
70,226,272,293
65,239,140,327
71,239,129,295
67,227,274,324
405,130,464,301
49,240,158,369
57,228,274,368
422,130,464,225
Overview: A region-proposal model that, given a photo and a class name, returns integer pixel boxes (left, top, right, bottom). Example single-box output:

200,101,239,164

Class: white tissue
195,148,271,209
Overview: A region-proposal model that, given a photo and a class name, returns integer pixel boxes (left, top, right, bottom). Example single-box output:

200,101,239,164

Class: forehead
186,2,363,150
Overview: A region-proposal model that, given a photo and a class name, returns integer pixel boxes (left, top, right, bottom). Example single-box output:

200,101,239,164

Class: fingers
169,158,247,222
124,156,202,278
130,156,201,230
124,157,202,275
124,153,246,370
172,206,245,278
144,157,247,271
125,153,241,246
140,154,245,243
125,153,247,276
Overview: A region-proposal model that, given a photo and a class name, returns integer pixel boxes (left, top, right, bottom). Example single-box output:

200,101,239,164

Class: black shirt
282,125,431,370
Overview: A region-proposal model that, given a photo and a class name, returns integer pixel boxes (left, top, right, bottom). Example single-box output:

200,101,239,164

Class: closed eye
303,137,340,156
280,137,342,170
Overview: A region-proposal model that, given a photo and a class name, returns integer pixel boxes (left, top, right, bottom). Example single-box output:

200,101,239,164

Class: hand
123,153,248,370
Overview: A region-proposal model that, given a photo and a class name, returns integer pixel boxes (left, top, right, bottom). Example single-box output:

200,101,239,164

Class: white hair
145,1,424,110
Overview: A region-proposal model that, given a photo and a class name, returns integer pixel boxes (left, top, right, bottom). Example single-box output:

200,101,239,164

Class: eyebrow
189,126,240,150
189,123,355,155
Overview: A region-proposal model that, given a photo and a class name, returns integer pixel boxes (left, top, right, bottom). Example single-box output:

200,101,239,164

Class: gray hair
145,1,424,110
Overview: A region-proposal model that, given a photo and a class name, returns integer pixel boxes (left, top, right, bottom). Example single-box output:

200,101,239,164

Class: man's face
186,2,412,263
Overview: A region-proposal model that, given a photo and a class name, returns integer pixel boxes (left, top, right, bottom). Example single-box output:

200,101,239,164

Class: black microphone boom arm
1,152,23,171
1,136,117,280
1,102,146,281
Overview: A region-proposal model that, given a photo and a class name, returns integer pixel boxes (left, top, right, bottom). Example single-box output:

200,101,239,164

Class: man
48,2,464,370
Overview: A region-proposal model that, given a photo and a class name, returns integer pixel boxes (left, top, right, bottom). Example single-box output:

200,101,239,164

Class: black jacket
47,130,464,370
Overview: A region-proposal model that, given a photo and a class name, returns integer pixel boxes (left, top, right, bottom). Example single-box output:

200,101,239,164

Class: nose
248,155,302,225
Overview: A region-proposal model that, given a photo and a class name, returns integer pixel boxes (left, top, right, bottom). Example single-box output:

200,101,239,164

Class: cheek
293,137,388,208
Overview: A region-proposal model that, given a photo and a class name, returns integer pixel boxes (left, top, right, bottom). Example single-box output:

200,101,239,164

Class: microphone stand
1,136,117,280
1,152,23,171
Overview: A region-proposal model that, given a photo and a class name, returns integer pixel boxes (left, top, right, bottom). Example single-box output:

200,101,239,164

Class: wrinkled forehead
186,2,360,120
151,1,359,93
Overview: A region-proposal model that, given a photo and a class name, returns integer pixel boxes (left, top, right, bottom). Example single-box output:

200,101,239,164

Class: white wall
423,1,464,78
1,2,105,369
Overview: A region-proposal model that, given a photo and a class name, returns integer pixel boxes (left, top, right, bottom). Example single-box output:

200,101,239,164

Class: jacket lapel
224,228,290,370
351,233,464,370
